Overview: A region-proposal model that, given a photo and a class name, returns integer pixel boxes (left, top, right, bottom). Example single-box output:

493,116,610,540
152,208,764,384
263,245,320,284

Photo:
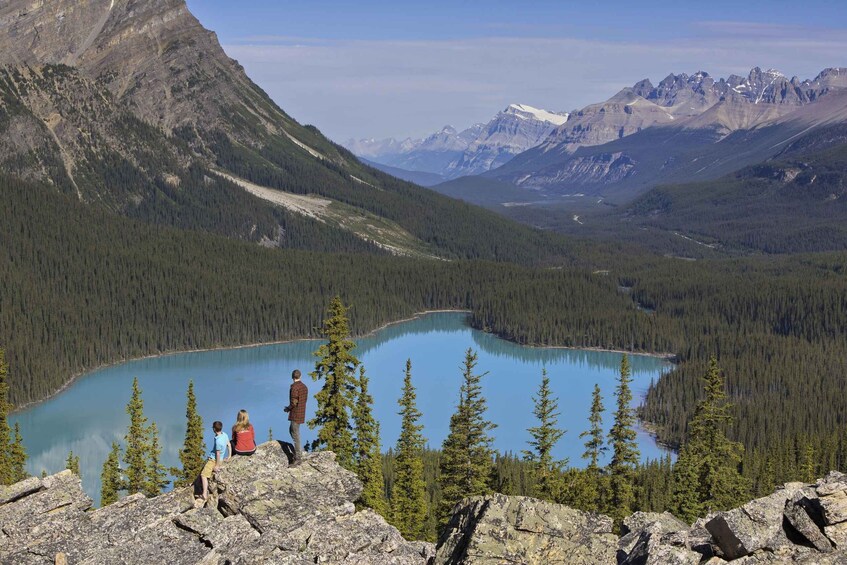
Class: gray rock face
434,493,617,564
706,483,807,559
616,477,847,564
11,465,847,564
618,511,690,559
0,442,433,564
784,490,833,553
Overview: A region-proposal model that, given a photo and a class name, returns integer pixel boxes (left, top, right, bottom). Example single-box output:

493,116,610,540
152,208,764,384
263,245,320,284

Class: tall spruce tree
607,354,640,523
391,359,428,540
671,356,747,522
438,349,496,526
578,383,607,511
0,348,14,485
352,366,389,518
123,378,151,495
100,442,123,507
66,451,81,477
309,296,359,470
145,422,169,496
522,369,566,502
173,380,205,487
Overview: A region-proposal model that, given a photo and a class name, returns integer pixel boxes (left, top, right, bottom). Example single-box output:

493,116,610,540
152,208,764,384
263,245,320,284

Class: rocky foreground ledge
4,444,847,564
0,442,432,564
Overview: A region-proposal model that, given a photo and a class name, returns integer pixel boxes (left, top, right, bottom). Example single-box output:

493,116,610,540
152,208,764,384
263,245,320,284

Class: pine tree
0,348,14,485
578,383,607,511
100,442,123,507
607,354,640,523
671,356,747,522
173,380,205,487
66,451,81,477
145,422,169,496
669,445,703,521
391,360,428,540
9,422,27,483
352,366,389,518
801,443,816,484
124,378,151,495
522,369,565,502
438,349,496,526
309,296,360,470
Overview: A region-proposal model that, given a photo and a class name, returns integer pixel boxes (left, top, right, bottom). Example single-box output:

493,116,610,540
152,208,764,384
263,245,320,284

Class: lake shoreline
13,308,675,413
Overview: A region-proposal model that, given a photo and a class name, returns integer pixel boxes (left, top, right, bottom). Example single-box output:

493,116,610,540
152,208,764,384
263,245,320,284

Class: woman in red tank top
231,409,257,456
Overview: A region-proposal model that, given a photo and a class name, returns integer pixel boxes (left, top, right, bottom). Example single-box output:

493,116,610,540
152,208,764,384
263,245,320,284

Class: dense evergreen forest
0,174,642,405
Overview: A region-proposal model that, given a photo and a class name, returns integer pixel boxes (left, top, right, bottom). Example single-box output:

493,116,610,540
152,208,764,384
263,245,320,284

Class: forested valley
3,164,847,515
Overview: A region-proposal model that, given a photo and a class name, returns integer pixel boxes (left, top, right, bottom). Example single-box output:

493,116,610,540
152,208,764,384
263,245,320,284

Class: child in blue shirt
199,420,231,502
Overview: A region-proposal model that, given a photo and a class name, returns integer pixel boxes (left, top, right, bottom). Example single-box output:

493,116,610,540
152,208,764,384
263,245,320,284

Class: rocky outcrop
10,462,847,564
615,473,847,564
0,442,433,564
434,493,617,564
433,472,847,564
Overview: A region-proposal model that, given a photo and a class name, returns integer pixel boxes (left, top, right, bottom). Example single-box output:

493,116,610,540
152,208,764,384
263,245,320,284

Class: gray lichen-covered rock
783,490,833,553
0,442,433,564
618,511,690,557
706,483,806,559
434,493,617,564
620,529,702,565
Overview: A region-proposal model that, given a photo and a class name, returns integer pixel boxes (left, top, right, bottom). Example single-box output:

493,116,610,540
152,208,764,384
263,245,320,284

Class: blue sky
186,1,847,141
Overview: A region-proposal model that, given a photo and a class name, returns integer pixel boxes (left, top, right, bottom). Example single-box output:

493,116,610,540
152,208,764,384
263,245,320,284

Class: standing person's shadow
277,441,297,464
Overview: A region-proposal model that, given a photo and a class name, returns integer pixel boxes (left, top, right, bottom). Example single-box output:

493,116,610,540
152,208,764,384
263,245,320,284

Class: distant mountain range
347,67,847,200
487,67,847,195
343,104,569,184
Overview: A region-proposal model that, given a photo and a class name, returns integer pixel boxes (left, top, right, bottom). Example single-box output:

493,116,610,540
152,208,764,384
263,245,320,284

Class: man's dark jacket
287,380,308,424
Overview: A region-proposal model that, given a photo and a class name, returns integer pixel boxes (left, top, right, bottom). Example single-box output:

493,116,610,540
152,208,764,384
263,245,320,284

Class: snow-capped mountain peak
505,104,570,126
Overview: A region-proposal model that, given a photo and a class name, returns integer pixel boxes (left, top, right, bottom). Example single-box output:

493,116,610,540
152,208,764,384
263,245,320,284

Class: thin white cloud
222,27,847,141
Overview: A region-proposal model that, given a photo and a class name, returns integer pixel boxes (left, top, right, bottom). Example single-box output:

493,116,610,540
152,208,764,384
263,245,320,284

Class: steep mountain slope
0,0,578,264
487,68,847,200
621,125,847,253
344,104,567,180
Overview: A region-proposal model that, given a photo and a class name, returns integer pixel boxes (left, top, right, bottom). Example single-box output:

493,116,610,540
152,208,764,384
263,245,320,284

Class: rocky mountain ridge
475,67,847,201
343,103,569,182
5,442,847,563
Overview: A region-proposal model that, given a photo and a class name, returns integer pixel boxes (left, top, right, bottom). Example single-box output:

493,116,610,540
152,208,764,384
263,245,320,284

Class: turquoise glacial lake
11,312,671,501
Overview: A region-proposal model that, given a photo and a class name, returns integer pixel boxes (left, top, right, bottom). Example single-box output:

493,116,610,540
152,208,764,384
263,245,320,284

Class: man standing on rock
284,369,308,463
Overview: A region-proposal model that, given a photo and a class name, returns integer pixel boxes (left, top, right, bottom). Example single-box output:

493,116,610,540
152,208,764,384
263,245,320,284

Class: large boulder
813,471,847,551
706,483,807,559
434,493,617,564
783,490,833,553
617,511,710,565
618,511,689,556
0,442,433,564
620,530,703,565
